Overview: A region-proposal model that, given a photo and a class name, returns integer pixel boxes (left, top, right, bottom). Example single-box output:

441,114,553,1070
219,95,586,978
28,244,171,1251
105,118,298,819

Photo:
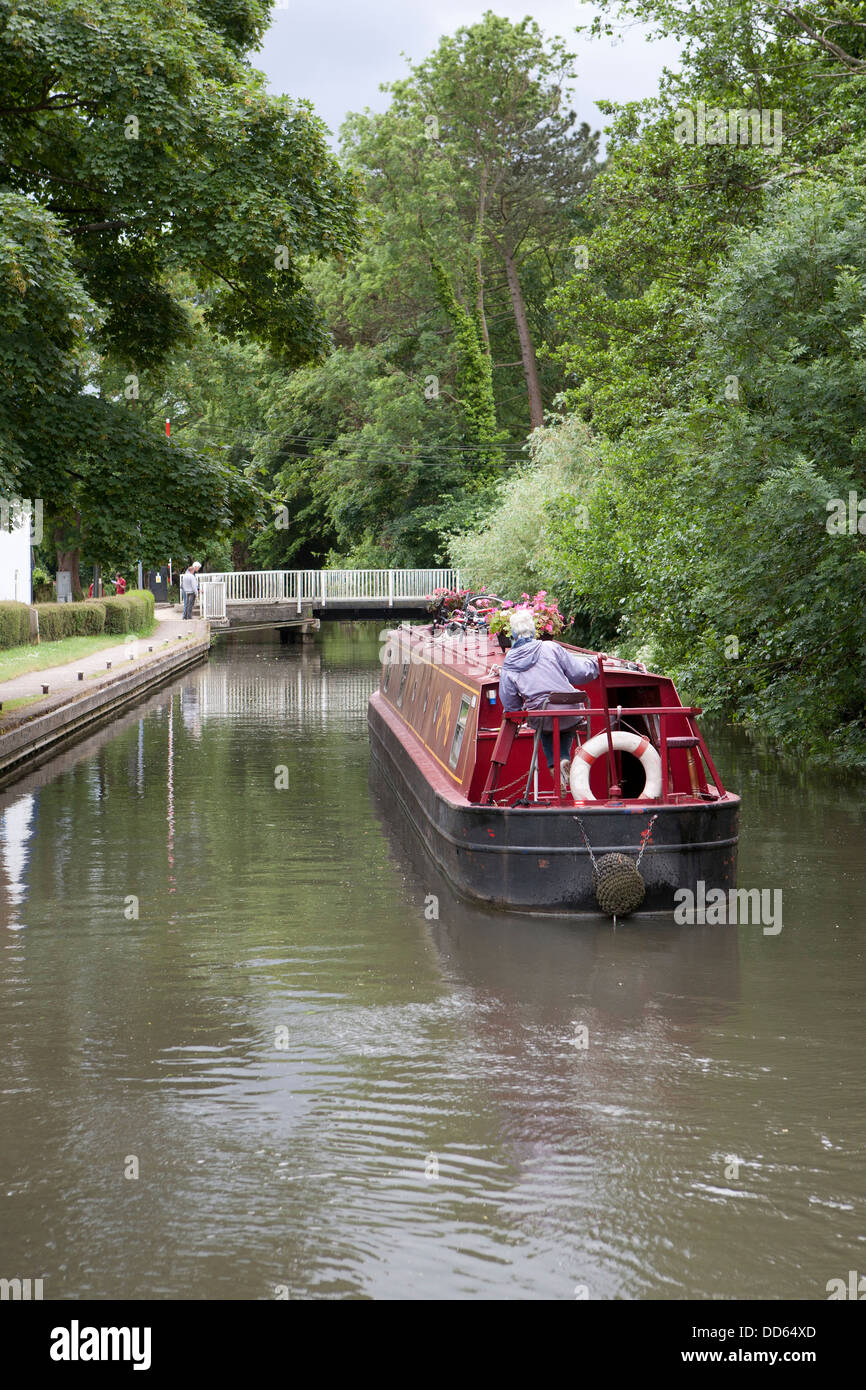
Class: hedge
100,589,155,633
36,601,106,641
0,600,32,649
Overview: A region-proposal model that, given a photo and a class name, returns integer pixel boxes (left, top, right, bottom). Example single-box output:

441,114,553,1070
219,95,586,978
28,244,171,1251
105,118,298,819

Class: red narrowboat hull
368,628,740,917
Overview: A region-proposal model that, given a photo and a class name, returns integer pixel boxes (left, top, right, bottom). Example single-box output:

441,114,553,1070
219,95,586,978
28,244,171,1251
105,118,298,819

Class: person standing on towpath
181,561,201,620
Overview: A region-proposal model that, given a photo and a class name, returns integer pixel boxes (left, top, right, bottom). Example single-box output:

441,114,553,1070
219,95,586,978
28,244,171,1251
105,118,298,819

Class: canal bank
0,614,210,788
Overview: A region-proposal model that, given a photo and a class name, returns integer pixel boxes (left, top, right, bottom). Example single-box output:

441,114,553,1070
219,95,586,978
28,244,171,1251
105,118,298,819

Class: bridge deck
199,568,460,624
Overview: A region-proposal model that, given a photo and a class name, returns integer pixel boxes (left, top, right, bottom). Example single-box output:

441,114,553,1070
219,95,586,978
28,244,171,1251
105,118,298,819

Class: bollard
106,661,111,670
78,672,84,681
42,684,49,695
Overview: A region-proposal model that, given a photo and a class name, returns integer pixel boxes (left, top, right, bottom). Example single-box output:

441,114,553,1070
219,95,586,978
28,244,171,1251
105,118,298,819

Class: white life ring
570,730,662,801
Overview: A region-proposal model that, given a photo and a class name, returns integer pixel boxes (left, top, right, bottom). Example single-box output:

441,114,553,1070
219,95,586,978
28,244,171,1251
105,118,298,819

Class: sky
255,1,681,146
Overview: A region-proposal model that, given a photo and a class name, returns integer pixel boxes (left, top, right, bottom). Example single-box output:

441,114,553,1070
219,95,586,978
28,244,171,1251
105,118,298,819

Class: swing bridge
197,568,461,633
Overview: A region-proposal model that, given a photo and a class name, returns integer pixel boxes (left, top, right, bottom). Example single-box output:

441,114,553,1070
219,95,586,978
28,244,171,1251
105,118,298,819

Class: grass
0,694,43,713
0,621,158,684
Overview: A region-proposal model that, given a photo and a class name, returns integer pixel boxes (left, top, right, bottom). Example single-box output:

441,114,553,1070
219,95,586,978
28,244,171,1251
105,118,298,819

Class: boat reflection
370,775,741,1036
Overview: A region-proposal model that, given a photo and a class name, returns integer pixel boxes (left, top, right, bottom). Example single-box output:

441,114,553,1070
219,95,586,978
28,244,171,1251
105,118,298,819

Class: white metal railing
198,568,460,611
200,580,226,620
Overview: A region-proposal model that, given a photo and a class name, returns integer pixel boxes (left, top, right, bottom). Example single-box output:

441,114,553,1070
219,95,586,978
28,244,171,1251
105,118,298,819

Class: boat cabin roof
374,623,726,808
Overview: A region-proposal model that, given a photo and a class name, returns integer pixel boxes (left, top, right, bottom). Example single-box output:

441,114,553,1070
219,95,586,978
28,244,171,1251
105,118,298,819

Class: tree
0,0,361,587
452,3,866,764
244,14,599,567
408,12,599,427
0,192,97,492
248,338,480,568
545,184,866,761
353,12,599,431
551,0,866,436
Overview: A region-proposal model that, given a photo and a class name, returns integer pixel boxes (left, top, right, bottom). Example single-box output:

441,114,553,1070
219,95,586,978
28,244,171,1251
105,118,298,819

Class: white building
0,500,35,604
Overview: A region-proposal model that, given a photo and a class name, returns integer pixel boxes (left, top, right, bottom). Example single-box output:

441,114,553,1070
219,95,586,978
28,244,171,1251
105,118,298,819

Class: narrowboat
367,622,740,917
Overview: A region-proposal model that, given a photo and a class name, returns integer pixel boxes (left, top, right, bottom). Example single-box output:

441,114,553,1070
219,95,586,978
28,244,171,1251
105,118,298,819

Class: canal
1,624,863,1300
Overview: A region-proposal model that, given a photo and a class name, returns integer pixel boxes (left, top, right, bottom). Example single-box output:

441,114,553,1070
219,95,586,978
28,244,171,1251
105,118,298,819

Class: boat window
432,696,440,728
423,683,429,714
397,661,410,706
382,647,393,691
411,676,418,702
449,696,471,769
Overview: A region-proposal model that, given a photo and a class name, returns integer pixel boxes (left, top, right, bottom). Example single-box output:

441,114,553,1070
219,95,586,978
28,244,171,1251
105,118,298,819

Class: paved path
0,608,208,703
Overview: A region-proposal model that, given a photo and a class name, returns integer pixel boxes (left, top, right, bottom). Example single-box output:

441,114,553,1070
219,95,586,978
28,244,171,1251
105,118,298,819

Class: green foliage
0,0,360,363
550,0,866,436
100,589,155,633
0,601,32,649
449,413,620,649
547,98,774,435
449,416,588,590
36,601,107,641
0,0,360,566
543,182,866,760
0,192,98,489
6,0,862,768
250,341,472,567
245,12,598,568
427,256,503,474
451,3,866,764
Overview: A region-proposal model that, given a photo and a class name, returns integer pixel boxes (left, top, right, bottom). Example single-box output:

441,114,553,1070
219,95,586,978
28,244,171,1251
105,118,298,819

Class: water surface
1,625,863,1299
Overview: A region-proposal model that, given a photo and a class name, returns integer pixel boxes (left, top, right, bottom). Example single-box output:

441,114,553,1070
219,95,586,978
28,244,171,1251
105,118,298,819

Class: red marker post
165,419,170,439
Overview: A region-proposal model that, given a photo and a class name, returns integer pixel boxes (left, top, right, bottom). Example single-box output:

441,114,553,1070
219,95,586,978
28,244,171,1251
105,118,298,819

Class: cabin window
411,676,418,703
423,684,429,714
432,696,441,728
449,696,471,769
382,648,393,691
397,662,410,706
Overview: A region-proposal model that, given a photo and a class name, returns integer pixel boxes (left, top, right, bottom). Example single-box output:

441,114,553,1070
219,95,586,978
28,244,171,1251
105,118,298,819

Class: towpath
0,607,208,707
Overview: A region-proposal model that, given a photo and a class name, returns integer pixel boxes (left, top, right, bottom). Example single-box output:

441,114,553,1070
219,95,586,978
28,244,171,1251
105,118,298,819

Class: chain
574,812,659,873
573,817,599,872
635,814,659,870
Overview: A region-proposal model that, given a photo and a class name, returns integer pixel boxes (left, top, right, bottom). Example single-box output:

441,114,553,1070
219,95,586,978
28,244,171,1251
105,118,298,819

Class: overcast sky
255,1,681,145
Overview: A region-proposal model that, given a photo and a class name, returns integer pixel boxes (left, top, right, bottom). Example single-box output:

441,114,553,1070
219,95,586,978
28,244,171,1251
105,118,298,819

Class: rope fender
574,814,658,920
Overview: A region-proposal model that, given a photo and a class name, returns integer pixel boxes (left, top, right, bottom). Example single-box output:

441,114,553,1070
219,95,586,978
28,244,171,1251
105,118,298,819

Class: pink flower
545,622,553,633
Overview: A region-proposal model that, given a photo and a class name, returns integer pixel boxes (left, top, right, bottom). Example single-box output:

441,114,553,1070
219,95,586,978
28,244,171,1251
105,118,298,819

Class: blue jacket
499,639,598,729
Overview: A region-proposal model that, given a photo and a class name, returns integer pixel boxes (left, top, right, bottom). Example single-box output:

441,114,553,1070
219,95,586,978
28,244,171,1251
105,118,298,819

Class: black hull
368,700,739,917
